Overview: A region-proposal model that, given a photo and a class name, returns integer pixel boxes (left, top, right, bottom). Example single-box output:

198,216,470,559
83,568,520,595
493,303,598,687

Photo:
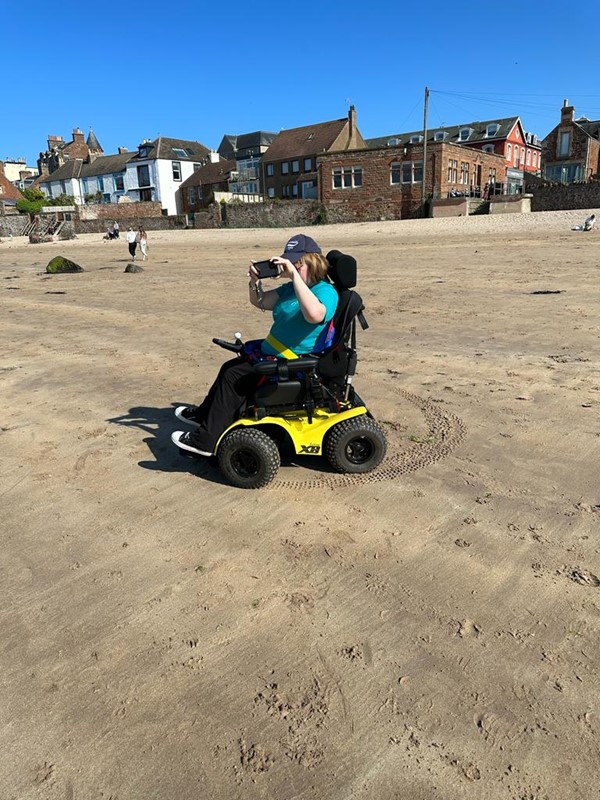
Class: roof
180,159,236,188
219,131,277,158
38,159,84,183
264,118,349,160
80,152,133,177
366,117,531,149
86,129,103,152
576,118,600,139
131,136,211,162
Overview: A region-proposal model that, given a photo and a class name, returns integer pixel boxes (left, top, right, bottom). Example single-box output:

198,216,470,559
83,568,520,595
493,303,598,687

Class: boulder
46,256,85,274
124,263,144,273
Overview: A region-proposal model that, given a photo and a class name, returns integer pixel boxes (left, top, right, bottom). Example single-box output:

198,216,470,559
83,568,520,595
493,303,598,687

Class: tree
16,188,47,215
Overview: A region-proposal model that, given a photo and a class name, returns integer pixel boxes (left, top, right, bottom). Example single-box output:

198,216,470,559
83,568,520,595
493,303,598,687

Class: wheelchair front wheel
217,428,281,489
325,416,387,474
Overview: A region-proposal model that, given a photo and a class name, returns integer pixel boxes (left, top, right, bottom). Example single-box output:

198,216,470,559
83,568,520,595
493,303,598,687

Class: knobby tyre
325,416,387,474
217,428,281,489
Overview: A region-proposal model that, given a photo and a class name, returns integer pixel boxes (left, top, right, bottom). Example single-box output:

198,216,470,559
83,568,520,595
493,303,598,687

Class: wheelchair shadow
106,402,230,486
107,403,341,486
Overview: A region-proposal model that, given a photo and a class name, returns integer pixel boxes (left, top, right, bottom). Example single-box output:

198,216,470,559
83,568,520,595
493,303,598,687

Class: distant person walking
571,214,596,232
138,227,148,261
126,226,137,261
112,221,120,239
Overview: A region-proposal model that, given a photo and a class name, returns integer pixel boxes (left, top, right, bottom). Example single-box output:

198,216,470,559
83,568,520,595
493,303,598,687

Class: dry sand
1,210,599,799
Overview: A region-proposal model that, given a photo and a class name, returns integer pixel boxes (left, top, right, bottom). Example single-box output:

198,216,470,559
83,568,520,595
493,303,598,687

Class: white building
37,136,212,215
124,137,211,215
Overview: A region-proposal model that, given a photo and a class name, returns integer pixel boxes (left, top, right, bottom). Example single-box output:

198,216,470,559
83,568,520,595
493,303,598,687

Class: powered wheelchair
208,250,387,489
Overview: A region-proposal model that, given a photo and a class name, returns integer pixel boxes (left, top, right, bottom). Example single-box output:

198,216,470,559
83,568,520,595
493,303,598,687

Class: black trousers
189,358,259,451
128,242,137,258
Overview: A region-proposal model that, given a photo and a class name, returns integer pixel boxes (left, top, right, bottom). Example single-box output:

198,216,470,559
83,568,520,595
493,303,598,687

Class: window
114,175,124,191
526,149,531,166
532,152,537,168
267,187,275,198
292,160,299,173
172,147,189,158
172,161,182,181
390,162,401,184
558,131,570,157
387,137,401,146
266,164,274,177
193,163,201,172
460,162,469,184
281,162,289,174
507,143,512,160
60,180,67,194
282,185,291,197
434,131,446,142
47,184,53,198
304,158,312,171
410,135,423,144
401,161,423,184
332,166,363,189
187,187,196,205
97,177,104,192
137,164,151,187
292,184,298,197
514,148,519,167
447,159,458,183
486,123,499,137
82,178,89,194
521,147,525,165
482,144,495,154
138,146,151,158
458,128,471,141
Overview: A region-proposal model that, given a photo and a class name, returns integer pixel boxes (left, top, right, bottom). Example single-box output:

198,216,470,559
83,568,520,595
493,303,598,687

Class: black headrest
326,250,357,290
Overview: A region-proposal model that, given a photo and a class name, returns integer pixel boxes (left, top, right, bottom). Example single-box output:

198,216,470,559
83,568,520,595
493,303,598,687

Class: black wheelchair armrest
254,356,320,377
212,337,243,354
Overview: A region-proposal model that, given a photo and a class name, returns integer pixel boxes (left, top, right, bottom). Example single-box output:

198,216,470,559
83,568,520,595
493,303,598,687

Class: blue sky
4,0,600,166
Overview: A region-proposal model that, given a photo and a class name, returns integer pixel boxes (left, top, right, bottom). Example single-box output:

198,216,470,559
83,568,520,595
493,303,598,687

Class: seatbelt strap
265,333,299,360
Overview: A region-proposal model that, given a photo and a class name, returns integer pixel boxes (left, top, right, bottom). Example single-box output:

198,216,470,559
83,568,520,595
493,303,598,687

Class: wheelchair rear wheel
218,428,281,489
324,416,387,474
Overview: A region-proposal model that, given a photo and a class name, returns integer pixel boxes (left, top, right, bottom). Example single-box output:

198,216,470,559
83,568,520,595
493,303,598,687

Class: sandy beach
1,209,599,800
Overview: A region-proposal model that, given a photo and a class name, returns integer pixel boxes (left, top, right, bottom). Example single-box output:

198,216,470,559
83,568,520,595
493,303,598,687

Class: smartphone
253,260,280,279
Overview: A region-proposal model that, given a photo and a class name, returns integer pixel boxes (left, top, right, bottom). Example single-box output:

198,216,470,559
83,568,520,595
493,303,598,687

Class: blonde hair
303,252,330,285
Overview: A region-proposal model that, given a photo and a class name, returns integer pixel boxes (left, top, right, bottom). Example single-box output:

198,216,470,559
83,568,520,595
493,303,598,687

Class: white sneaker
171,431,212,457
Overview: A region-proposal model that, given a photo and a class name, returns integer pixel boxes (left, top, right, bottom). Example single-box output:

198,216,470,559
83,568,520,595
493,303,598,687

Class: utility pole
422,86,430,216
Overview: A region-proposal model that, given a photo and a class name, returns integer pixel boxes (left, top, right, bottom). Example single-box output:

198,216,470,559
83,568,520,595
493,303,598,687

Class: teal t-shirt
261,280,338,356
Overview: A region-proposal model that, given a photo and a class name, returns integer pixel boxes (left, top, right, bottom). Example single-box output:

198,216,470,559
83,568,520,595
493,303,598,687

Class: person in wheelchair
171,233,338,457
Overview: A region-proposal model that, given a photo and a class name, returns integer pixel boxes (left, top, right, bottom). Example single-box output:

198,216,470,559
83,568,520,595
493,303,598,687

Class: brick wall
221,200,324,228
77,201,163,221
318,143,505,220
525,180,600,211
542,111,600,180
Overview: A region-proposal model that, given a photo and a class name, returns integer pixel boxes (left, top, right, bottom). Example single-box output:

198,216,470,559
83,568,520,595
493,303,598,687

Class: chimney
118,146,129,154
347,105,357,148
561,99,574,125
73,127,85,143
209,150,220,163
0,160,5,177
47,134,64,150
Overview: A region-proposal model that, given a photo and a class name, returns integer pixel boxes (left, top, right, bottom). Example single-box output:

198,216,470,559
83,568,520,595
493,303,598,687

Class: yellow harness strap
265,333,299,360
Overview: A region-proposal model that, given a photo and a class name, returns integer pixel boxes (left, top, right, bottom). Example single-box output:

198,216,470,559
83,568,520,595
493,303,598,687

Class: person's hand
270,257,296,279
248,262,260,285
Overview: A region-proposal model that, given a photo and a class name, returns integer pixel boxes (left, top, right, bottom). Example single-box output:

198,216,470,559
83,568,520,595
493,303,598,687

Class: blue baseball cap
281,233,322,263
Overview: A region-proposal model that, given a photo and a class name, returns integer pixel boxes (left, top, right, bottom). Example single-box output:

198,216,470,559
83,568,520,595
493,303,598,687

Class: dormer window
306,133,314,141
410,135,423,144
458,128,472,142
434,131,447,142
486,123,500,137
138,146,151,158
387,137,401,146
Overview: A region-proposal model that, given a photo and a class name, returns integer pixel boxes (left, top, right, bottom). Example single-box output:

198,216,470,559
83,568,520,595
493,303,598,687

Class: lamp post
422,86,429,216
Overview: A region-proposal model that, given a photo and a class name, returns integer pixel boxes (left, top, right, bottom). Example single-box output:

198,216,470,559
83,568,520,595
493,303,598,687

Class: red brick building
367,116,541,196
262,106,366,201
37,128,103,177
318,142,505,219
0,161,24,210
180,157,236,212
542,100,600,183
